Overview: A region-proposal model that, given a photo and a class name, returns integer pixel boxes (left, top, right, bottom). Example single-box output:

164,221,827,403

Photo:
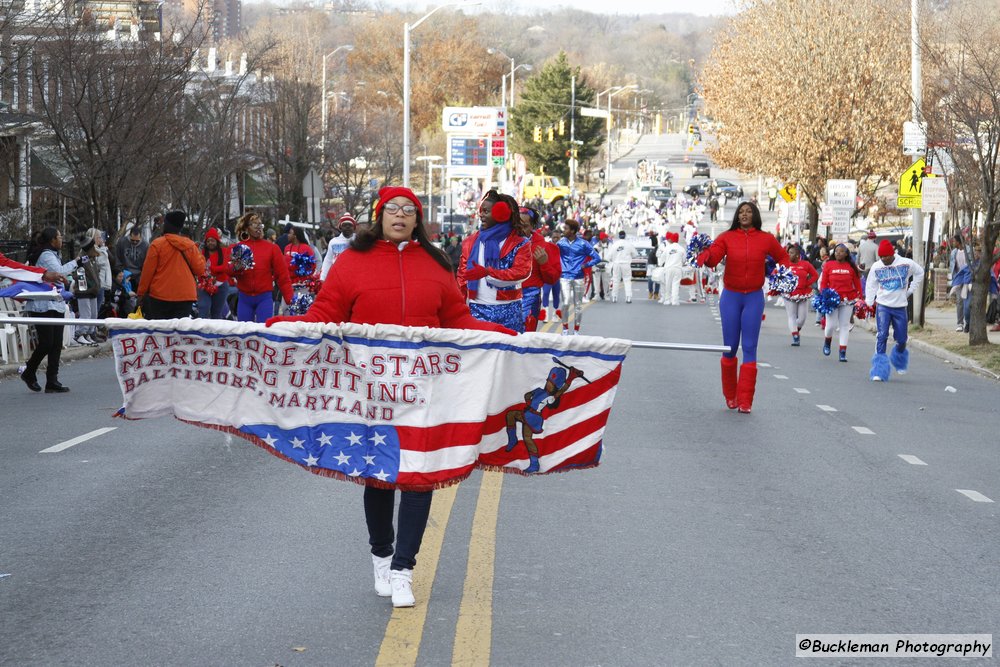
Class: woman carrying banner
232,213,293,323
267,186,512,609
696,201,789,414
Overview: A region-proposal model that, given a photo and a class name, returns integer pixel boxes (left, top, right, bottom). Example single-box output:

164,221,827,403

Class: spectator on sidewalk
72,234,101,346
858,230,878,282
949,235,969,331
137,210,206,320
115,224,148,290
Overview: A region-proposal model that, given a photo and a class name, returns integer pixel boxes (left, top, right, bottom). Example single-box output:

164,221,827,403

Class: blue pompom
231,244,255,272
767,265,799,296
290,252,317,277
287,292,315,316
686,233,713,265
812,287,842,315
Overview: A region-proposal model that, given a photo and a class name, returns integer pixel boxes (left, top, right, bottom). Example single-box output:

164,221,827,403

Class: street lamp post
321,45,354,165
416,155,442,224
404,1,479,188
606,84,637,188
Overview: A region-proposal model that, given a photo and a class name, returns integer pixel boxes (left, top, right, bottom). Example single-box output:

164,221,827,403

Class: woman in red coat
232,213,293,323
697,201,789,413
197,227,232,319
283,225,317,284
783,244,819,346
267,186,511,609
819,243,863,361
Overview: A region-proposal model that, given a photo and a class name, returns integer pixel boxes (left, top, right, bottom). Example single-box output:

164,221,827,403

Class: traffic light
558,119,565,136
547,126,554,142
533,126,542,143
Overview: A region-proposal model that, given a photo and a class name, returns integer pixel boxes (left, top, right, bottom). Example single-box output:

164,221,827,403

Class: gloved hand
465,264,489,281
568,367,585,381
265,315,305,327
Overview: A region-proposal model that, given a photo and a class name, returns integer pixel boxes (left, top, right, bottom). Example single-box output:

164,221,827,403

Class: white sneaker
560,329,570,336
372,555,392,597
76,334,94,345
956,325,964,331
391,569,415,608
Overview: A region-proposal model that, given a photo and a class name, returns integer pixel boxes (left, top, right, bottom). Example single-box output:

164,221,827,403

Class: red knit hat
375,186,422,218
204,227,221,242
338,212,356,228
878,239,895,256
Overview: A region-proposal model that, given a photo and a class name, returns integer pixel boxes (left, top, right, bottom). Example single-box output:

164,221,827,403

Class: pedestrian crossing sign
897,157,932,209
779,183,797,203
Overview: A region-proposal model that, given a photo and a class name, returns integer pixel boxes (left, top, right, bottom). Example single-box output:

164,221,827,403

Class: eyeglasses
383,202,417,216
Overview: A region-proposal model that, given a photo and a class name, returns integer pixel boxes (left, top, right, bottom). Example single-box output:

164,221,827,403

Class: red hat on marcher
338,213,356,228
878,240,895,256
375,186,423,218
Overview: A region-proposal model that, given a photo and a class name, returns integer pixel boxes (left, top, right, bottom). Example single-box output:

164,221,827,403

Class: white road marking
852,426,875,435
816,405,838,412
758,362,772,368
956,489,994,503
793,388,811,394
40,427,117,454
898,454,926,465
773,374,788,380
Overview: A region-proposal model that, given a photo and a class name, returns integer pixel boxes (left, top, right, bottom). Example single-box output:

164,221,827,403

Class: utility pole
911,0,925,325
569,76,576,198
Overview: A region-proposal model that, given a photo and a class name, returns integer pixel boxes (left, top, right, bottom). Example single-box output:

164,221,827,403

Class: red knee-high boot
720,356,738,409
736,362,757,414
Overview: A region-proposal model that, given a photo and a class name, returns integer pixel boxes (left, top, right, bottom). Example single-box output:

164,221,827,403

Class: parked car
692,161,711,177
683,179,745,200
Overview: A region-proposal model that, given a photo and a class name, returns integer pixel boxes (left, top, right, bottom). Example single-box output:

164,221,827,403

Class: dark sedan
683,179,745,200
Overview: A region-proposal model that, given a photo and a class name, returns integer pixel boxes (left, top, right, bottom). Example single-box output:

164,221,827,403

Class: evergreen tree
509,52,604,181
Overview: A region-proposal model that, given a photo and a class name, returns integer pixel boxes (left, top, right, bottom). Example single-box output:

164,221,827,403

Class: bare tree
28,15,203,236
324,99,402,216
700,0,909,241
922,0,1000,345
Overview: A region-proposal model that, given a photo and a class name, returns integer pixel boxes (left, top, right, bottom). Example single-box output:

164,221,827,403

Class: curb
0,342,114,382
859,320,1000,381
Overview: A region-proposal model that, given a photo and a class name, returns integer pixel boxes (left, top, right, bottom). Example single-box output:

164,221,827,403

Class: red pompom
491,201,511,222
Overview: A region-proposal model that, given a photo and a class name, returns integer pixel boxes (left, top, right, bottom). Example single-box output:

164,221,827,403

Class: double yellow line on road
374,312,581,665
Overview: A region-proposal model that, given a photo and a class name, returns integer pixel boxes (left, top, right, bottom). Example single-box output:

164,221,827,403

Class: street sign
825,179,856,242
903,121,927,155
921,177,948,212
302,168,323,224
581,107,610,119
442,106,503,133
820,204,833,227
778,182,797,203
897,157,928,209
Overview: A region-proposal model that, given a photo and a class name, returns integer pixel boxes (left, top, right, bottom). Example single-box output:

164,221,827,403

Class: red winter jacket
285,239,511,332
820,259,863,301
202,229,232,283
788,260,819,298
457,231,533,301
233,238,293,302
523,231,562,289
698,227,790,293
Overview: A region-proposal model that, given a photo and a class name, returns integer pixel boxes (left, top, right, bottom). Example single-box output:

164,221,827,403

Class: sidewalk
859,303,1000,380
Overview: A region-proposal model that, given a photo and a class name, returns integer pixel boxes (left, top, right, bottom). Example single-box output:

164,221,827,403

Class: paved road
1,296,996,666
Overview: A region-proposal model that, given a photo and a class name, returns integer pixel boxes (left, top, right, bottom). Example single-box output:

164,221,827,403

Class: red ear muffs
491,201,512,222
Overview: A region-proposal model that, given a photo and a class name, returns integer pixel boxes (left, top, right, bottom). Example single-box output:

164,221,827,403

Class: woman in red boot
697,201,789,413
819,243,863,362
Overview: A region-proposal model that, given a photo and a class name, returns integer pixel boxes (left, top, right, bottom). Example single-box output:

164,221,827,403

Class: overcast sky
250,0,737,17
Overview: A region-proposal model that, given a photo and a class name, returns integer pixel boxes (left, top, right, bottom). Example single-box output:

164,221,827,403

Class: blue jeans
237,290,272,323
364,487,433,571
719,288,765,362
875,305,908,354
197,283,231,319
